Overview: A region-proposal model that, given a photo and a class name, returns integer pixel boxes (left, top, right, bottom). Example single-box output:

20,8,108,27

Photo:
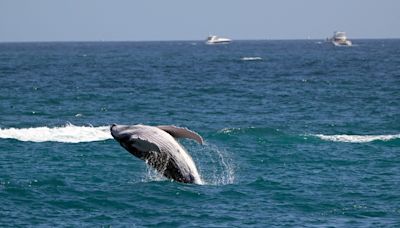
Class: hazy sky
1,0,399,42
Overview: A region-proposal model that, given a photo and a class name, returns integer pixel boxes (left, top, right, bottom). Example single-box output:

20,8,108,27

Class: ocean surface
0,40,399,227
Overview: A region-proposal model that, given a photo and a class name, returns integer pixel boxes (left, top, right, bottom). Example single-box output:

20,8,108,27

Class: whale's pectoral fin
157,125,204,144
130,136,161,152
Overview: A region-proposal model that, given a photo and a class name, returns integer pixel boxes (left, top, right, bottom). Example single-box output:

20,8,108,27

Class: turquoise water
0,40,399,227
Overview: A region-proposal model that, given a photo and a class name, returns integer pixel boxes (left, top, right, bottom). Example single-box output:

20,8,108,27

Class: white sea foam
0,124,112,143
312,134,400,143
241,57,262,61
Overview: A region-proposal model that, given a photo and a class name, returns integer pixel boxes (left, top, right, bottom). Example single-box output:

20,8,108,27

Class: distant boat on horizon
206,35,232,45
329,31,352,46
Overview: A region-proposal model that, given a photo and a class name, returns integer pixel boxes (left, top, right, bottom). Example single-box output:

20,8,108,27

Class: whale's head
110,124,130,141
110,124,145,158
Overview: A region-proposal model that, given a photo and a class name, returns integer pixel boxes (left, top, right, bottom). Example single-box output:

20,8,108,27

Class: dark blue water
1,40,399,227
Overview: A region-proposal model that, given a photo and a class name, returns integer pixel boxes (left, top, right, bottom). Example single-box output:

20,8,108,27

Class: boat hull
332,40,352,46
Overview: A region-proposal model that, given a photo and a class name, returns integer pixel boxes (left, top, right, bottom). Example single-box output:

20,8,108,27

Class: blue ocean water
0,40,399,227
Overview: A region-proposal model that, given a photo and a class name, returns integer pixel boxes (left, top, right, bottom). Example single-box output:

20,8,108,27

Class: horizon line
1,37,399,44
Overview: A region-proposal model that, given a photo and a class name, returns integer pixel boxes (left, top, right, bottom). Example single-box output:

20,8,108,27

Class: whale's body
110,124,203,184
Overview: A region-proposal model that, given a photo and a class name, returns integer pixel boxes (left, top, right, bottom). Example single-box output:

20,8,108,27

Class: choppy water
1,40,399,227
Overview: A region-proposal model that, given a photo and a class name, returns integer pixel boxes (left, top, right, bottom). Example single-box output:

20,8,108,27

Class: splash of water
139,142,235,186
141,164,168,183
195,143,235,185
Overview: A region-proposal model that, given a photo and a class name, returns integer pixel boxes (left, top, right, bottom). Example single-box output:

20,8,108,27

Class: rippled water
1,40,399,227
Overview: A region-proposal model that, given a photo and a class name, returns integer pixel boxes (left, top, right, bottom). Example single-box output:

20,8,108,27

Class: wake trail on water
218,127,400,144
0,124,113,143
241,56,263,61
311,134,400,143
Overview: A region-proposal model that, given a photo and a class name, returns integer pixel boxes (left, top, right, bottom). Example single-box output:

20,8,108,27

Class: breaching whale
110,124,204,184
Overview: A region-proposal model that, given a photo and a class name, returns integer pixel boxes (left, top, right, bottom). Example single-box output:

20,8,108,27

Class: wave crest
0,124,112,143
241,56,263,61
312,134,400,143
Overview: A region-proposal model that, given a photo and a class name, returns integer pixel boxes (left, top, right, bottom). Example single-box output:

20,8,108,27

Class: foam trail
313,134,400,143
0,124,112,143
241,57,262,61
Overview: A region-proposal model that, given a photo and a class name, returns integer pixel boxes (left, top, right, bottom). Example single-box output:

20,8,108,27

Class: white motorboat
331,31,352,46
206,35,232,44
